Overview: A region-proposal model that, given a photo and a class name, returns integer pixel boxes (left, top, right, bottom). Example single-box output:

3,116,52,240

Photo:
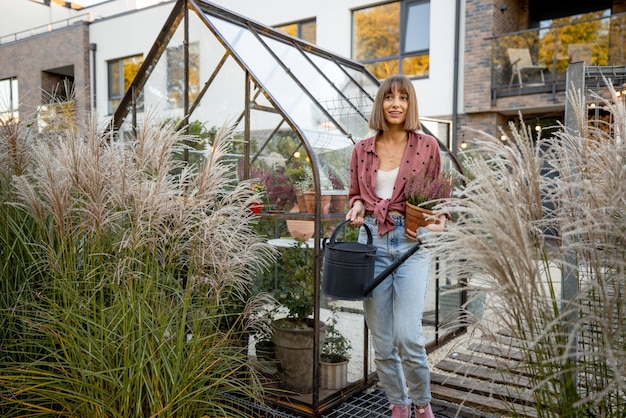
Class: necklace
380,134,407,162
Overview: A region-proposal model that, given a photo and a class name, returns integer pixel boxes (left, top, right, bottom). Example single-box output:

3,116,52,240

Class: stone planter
271,318,326,393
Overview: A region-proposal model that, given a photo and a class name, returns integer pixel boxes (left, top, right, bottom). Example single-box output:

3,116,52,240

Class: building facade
2,0,626,148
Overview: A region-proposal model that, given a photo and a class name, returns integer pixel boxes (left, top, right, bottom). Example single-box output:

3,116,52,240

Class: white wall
0,1,80,41
89,2,172,116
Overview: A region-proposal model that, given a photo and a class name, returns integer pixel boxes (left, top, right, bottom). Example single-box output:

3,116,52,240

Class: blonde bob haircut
369,74,421,132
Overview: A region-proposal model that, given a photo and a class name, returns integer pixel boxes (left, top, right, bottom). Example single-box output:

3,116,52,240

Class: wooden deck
430,330,538,417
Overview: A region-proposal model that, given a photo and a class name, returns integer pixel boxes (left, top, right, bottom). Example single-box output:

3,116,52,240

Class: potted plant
320,305,352,390
404,163,454,234
289,165,336,213
249,181,266,214
287,166,312,212
270,240,326,393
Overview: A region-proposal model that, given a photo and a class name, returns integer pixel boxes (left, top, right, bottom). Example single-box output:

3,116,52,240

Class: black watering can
322,220,421,300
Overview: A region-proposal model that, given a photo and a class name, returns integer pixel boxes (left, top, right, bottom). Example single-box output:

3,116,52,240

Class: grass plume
433,81,625,416
0,99,276,416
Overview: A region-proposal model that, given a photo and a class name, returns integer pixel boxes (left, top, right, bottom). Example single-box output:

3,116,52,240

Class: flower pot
303,191,332,214
296,192,308,213
321,360,348,390
328,191,348,213
249,201,263,214
405,202,437,233
271,318,326,394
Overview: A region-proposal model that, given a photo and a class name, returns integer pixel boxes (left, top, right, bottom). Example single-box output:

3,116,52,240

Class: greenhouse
109,0,465,415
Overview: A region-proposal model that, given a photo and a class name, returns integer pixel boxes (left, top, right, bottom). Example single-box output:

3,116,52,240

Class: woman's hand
405,214,446,241
425,214,446,233
346,200,366,227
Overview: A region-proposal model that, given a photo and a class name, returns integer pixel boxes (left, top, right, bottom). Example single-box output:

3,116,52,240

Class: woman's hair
369,74,421,132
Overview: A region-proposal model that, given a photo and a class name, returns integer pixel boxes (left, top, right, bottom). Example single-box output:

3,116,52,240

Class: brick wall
0,22,91,121
461,0,626,144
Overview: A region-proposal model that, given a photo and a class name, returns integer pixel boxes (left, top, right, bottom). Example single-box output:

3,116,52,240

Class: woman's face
382,89,409,128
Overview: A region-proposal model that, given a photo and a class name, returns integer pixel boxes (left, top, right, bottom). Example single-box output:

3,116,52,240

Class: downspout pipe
451,0,462,155
90,43,97,111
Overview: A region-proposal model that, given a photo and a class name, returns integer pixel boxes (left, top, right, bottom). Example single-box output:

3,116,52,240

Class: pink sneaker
415,403,435,418
390,404,411,418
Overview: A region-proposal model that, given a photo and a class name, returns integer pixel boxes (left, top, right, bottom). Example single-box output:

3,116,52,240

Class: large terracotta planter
296,192,308,213
405,202,437,233
271,318,326,393
321,360,348,390
328,191,348,213
303,191,332,213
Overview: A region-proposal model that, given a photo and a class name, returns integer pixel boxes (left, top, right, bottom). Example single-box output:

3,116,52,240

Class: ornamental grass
432,81,625,417
0,100,276,417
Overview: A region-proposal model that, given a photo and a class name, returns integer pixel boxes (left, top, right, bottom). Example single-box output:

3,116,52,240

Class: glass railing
491,12,626,99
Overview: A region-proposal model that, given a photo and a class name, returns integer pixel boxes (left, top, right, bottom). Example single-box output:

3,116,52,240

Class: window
167,42,200,109
107,55,143,115
0,77,19,123
352,0,430,80
275,19,316,44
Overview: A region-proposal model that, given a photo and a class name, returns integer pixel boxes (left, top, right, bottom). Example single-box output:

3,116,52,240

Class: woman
346,74,445,418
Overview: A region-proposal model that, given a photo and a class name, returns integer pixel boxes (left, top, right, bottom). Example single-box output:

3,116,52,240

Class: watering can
322,220,421,300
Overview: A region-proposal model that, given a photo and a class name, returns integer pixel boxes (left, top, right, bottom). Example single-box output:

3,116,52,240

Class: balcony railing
491,11,626,102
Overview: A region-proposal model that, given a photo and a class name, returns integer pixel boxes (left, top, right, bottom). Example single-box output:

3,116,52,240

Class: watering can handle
326,219,373,247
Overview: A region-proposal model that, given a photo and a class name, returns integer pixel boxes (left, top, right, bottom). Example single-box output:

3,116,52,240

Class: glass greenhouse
110,0,465,415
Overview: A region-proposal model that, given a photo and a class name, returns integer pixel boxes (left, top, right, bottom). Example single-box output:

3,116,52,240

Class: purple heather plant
405,164,453,210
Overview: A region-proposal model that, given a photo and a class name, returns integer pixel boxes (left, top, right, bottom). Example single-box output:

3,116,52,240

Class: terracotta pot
303,191,332,213
405,202,437,233
329,192,348,213
296,192,308,213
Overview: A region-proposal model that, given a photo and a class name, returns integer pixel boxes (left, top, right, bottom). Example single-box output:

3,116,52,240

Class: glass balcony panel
492,12,624,99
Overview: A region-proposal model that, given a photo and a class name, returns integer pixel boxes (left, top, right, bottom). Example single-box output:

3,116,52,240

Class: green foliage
291,165,314,193
254,235,315,327
272,242,314,324
321,305,352,363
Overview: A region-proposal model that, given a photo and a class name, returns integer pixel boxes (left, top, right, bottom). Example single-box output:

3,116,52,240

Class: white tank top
376,167,399,200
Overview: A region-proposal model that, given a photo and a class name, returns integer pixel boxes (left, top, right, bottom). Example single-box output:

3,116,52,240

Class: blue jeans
360,214,431,407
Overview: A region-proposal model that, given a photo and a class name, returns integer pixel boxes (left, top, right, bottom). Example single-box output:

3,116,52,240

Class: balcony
491,11,626,103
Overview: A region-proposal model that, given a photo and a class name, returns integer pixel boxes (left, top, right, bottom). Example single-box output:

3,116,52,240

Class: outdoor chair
568,43,593,65
507,48,547,87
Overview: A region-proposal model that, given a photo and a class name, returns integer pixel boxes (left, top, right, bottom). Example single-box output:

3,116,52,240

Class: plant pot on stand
272,318,325,394
303,191,332,214
319,305,351,390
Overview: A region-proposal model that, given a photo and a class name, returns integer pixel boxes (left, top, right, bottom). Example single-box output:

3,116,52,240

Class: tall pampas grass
433,81,625,417
0,98,276,416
